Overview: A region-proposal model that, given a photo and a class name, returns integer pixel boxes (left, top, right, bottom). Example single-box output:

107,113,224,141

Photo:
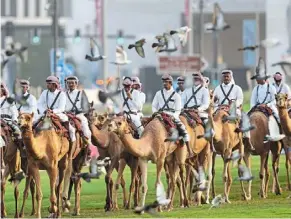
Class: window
24,0,29,17
10,0,17,17
1,0,5,16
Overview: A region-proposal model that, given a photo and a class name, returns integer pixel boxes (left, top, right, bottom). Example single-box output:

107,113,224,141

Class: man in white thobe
131,76,146,118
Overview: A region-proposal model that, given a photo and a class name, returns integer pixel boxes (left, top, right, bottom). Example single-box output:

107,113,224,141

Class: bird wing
164,33,177,49
90,38,101,57
211,194,222,206
198,166,206,182
256,57,267,77
135,46,145,58
81,90,90,114
90,38,95,57
90,162,98,174
116,46,125,62
156,183,170,205
229,101,237,116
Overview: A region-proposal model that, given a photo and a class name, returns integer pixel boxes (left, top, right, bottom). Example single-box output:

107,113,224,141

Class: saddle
180,109,203,128
248,105,273,118
67,113,83,135
153,112,177,135
141,116,152,127
34,114,69,139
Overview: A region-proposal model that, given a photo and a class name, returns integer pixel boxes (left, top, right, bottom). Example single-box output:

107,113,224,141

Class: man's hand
259,104,267,108
126,91,132,99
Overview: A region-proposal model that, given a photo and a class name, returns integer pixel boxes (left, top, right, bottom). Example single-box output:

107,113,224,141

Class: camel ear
31,112,34,118
90,101,94,107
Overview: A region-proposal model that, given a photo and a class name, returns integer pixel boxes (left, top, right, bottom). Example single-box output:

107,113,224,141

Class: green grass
3,156,291,218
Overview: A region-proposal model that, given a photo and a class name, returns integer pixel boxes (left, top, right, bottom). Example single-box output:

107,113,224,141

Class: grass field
3,156,291,218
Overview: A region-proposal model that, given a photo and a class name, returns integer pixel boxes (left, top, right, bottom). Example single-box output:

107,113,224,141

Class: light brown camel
241,109,282,199
275,93,291,190
0,121,36,218
112,116,182,209
208,104,244,203
18,113,70,218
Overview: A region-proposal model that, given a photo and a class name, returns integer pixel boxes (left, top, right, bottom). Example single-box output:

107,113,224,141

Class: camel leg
156,157,166,212
139,159,148,207
19,175,33,218
264,153,270,197
164,162,170,198
271,149,282,195
120,175,127,208
242,153,252,201
30,166,43,219
56,155,68,218
72,177,81,216
1,165,9,218
62,153,73,213
46,166,58,218
104,157,116,212
286,145,291,191
259,154,268,198
211,152,216,199
30,180,36,216
134,172,141,207
185,164,192,202
168,161,179,211
206,151,213,204
222,158,231,203
113,158,126,210
126,157,138,209
178,164,188,207
176,176,184,207
226,162,232,202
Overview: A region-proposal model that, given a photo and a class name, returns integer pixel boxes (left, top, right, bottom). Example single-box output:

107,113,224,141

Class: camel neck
120,133,151,158
89,123,109,148
22,128,43,159
278,107,291,135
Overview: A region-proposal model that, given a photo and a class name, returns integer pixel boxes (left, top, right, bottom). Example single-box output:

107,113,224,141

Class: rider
152,74,194,158
65,76,95,146
0,82,21,139
37,76,76,142
120,77,144,137
213,70,255,150
17,79,38,121
131,76,146,118
181,72,210,124
273,72,291,98
176,76,185,95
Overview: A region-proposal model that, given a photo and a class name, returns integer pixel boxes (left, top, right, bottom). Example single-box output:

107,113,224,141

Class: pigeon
251,57,269,80
158,32,178,53
72,160,103,183
206,3,230,32
164,128,180,142
228,150,241,167
209,194,224,209
237,164,254,182
224,101,239,122
6,79,30,107
85,38,106,62
110,46,132,65
6,43,28,63
192,166,208,193
96,157,111,167
134,182,170,215
264,134,285,143
237,45,259,51
98,89,121,104
197,120,215,140
8,171,26,187
128,38,146,58
235,112,255,133
169,26,191,47
152,34,167,53
272,60,291,67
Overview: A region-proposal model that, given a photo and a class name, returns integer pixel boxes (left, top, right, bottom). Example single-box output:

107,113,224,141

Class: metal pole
102,0,107,80
213,31,218,85
198,0,204,70
188,0,193,55
52,0,58,76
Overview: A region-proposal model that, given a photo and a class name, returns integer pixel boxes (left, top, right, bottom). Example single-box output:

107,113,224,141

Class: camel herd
1,94,291,218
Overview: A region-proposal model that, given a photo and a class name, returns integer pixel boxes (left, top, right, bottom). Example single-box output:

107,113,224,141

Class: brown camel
18,113,70,218
208,104,244,203
241,109,282,199
85,108,137,211
0,121,36,218
62,127,87,216
275,93,291,190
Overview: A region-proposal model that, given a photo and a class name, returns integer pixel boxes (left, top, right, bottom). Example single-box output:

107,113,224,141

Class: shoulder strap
161,90,176,110
256,84,270,105
49,91,62,110
122,89,131,111
221,84,234,105
184,85,203,108
0,97,7,108
18,94,30,111
277,84,283,94
67,91,81,112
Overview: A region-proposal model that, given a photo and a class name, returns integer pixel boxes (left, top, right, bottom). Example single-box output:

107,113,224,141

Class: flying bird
110,46,132,65
272,60,291,67
206,3,230,32
128,38,146,58
85,38,106,62
237,45,259,51
6,43,28,62
209,194,224,210
98,89,121,104
152,34,167,53
237,164,254,182
8,171,26,187
170,26,191,47
192,166,208,193
197,120,216,152
158,32,178,53
134,182,170,215
224,101,239,122
250,57,269,80
238,38,281,52
235,112,255,133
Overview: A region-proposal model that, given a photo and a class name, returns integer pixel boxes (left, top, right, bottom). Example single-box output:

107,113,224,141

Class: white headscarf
221,69,235,84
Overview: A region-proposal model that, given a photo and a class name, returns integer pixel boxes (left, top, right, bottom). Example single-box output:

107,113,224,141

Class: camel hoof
205,199,210,204
179,205,185,208
48,213,56,218
225,199,231,204
14,213,19,218
72,212,80,216
63,208,70,213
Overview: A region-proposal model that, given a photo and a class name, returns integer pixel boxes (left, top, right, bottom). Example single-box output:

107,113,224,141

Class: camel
241,108,282,199
18,113,70,218
207,103,245,203
275,93,291,190
85,108,143,211
0,120,36,218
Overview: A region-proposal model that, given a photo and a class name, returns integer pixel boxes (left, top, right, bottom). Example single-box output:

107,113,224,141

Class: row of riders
0,69,291,217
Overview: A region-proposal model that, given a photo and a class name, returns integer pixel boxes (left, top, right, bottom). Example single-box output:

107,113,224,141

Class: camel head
19,113,34,130
85,101,96,124
276,93,288,108
96,112,109,127
112,116,131,136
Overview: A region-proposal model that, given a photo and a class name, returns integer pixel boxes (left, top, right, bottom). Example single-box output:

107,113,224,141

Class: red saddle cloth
181,109,203,128
153,112,177,135
248,105,273,118
34,114,69,139
67,113,83,135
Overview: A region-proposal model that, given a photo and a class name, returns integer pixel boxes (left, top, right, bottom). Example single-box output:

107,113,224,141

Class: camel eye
117,122,122,126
